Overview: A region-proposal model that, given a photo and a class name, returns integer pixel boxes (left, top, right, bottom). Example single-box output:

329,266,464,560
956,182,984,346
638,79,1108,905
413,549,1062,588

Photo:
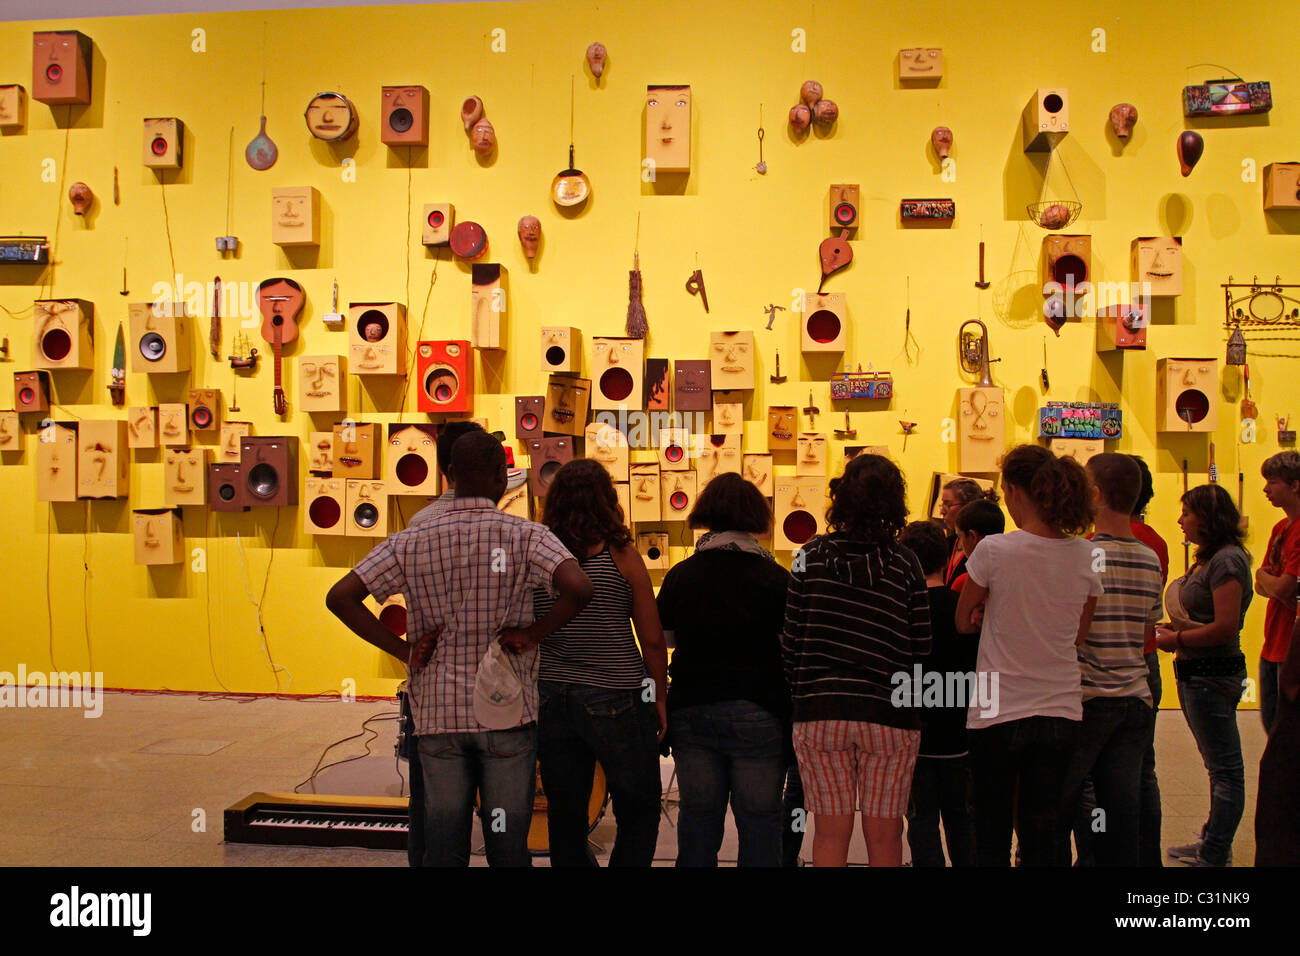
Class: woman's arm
1170,578,1244,649
612,543,669,741
1074,594,1099,647
955,580,989,634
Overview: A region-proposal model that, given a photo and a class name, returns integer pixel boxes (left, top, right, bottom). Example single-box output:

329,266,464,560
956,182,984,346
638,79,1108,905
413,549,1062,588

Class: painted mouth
679,384,703,392
339,456,362,467
722,365,745,373
772,430,792,440
307,391,330,398
908,64,934,71
551,409,574,423
144,539,160,549
173,484,193,493
162,426,181,437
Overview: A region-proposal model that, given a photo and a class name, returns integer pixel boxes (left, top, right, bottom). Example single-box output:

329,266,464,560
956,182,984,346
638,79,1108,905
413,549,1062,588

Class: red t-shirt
1129,520,1169,655
1262,517,1300,662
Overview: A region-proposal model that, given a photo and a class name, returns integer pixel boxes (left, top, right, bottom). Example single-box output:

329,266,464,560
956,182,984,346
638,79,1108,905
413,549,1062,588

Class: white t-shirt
964,530,1104,729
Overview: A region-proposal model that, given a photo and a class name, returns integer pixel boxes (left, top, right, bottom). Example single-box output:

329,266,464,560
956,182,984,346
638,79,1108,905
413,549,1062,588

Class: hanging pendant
245,115,278,170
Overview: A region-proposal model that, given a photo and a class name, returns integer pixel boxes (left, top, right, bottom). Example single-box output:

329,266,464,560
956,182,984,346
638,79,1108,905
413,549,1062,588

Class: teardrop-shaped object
1177,130,1204,177
245,115,278,170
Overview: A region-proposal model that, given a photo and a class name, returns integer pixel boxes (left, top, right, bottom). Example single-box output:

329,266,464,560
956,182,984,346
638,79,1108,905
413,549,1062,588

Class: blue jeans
1140,652,1163,866
400,692,424,867
969,716,1078,867
1061,697,1153,866
417,725,537,867
1260,658,1280,735
537,680,661,867
907,755,976,867
670,701,786,867
1176,676,1245,866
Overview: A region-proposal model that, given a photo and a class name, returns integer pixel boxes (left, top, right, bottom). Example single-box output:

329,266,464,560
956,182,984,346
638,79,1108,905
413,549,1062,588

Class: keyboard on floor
224,792,409,851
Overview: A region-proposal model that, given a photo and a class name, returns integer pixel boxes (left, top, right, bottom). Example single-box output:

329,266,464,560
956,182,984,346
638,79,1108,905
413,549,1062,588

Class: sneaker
1182,850,1231,867
1166,841,1201,860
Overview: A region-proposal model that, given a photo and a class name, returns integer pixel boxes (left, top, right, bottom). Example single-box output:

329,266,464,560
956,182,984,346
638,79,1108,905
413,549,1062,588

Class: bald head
451,431,507,500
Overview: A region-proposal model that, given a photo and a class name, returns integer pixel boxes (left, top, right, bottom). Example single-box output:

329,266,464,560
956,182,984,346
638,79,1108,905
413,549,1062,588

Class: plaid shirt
354,497,572,735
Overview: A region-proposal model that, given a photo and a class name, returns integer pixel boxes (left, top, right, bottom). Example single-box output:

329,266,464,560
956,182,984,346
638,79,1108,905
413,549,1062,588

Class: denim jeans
1255,688,1300,865
906,755,976,867
1061,697,1154,866
1140,651,1163,866
417,724,537,867
670,700,786,867
782,762,805,867
1176,675,1245,866
969,716,1078,867
400,692,424,867
537,680,661,867
1260,658,1280,735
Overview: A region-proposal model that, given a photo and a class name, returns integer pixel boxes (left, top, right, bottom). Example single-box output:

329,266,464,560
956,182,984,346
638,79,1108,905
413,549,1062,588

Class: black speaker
139,331,167,362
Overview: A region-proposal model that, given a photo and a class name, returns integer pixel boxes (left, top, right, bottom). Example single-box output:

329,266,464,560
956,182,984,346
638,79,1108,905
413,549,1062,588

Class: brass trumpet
958,319,995,387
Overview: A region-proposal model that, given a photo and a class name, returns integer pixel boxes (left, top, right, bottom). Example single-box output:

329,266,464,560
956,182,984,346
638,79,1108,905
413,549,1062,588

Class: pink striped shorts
793,720,921,817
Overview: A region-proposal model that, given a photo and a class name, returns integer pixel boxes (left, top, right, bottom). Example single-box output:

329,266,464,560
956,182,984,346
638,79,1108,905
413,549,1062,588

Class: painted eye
675,99,687,107
648,98,659,107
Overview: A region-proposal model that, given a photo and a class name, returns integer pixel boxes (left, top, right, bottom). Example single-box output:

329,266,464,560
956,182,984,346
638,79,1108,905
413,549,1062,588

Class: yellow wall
1,0,1297,701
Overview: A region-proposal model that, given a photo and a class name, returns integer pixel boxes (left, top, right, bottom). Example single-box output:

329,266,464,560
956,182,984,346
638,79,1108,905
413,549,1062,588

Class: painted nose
791,489,805,507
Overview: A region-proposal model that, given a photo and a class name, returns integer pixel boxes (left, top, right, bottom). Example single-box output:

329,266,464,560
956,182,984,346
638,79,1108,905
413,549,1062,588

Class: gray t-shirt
1174,545,1251,660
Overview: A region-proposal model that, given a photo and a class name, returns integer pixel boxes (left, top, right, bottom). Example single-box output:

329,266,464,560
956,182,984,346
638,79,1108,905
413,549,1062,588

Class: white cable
235,530,294,692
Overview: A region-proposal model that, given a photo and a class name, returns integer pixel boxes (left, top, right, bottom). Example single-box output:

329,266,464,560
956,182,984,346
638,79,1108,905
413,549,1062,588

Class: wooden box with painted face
345,479,389,537
613,482,629,523
381,85,430,147
898,47,944,81
219,422,251,463
417,340,473,415
303,476,346,536
1022,88,1069,152
658,428,692,471
128,300,190,374
1130,238,1183,297
797,433,828,477
470,265,507,351
712,393,743,435
661,469,697,521
646,85,691,174
829,184,861,230
36,422,76,502
14,371,50,415
272,187,321,247
349,303,407,376
630,464,661,522
541,327,581,374
208,462,248,512
544,375,590,437
774,476,826,551
696,434,741,488
32,31,92,106
1263,163,1300,211
333,422,379,480
499,468,531,520
515,396,544,442
958,387,1005,474
1049,438,1103,464
422,204,454,245
526,436,574,498
164,447,209,506
586,421,629,482
158,403,188,447
126,407,156,449
188,389,221,434
674,360,711,411
802,293,846,353
240,436,298,508
1158,358,1218,433
1097,304,1148,351
386,424,440,496
142,118,184,169
133,508,183,565
768,406,798,452
77,420,128,499
645,359,670,411
306,431,334,474
33,299,93,370
709,332,755,391
638,532,671,570
742,454,773,497
1042,235,1091,300
0,85,28,130
592,337,644,410
0,411,22,456
299,356,345,413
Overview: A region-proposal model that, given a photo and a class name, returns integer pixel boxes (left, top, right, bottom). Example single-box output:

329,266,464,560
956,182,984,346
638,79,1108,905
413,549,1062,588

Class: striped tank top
534,546,645,689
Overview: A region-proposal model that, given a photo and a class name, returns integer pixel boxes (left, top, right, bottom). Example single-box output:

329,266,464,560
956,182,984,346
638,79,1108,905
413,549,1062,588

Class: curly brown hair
1001,444,1095,536
540,458,632,557
826,454,908,547
1182,483,1247,567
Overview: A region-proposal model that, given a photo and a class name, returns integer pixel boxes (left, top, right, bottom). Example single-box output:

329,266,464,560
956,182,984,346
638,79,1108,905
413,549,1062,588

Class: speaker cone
41,329,71,362
191,406,213,429
807,310,841,344
833,202,856,226
218,482,237,502
139,332,167,362
665,444,684,463
46,64,62,83
396,453,429,488
151,136,169,156
783,511,817,544
545,346,567,366
309,496,341,528
354,502,379,528
521,412,538,432
247,462,279,499
389,108,413,133
428,209,444,228
646,546,662,560
423,367,459,405
599,367,634,402
18,387,35,406
670,491,688,511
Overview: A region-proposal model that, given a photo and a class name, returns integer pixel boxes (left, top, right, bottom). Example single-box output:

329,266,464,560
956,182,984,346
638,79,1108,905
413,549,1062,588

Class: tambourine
449,221,487,260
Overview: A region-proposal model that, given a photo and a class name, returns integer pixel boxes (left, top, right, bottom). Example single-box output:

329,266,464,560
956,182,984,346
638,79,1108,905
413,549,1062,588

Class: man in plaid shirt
327,431,593,866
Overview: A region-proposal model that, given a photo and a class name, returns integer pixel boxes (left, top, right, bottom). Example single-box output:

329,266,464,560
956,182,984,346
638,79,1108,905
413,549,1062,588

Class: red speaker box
416,340,473,415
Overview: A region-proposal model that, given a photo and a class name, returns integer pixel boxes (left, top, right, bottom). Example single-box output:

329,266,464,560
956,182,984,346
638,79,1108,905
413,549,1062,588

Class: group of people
325,421,1300,867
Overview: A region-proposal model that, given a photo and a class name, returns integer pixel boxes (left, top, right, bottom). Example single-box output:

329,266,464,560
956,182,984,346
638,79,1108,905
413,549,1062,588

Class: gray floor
0,691,1267,866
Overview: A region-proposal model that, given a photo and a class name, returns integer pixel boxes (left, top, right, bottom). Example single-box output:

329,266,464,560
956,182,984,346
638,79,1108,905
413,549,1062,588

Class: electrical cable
42,109,72,299
235,509,293,692
293,710,400,794
204,508,235,693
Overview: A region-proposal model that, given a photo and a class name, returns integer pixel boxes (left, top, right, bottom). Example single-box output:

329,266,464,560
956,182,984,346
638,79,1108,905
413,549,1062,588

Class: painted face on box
674,360,710,410
798,433,827,471
305,92,357,141
159,404,186,443
710,332,754,390
1134,237,1182,297
309,432,333,472
768,407,797,446
646,85,690,171
301,358,339,402
898,48,943,78
273,189,312,229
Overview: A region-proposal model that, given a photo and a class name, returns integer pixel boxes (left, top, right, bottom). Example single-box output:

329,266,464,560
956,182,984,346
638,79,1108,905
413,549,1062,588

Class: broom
626,215,648,339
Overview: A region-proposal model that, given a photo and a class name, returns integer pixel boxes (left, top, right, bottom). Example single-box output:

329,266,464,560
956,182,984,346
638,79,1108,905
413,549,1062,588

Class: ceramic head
930,126,953,159
68,182,92,216
586,42,607,79
1109,103,1137,138
813,99,838,126
789,103,811,132
461,95,485,132
472,118,496,156
517,216,541,259
800,80,823,106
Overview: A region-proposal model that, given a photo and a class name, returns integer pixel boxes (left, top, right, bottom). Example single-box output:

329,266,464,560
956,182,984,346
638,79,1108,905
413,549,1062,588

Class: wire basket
1026,200,1082,230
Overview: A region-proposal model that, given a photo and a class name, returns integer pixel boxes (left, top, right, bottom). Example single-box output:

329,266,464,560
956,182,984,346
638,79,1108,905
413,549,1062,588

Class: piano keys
224,792,408,851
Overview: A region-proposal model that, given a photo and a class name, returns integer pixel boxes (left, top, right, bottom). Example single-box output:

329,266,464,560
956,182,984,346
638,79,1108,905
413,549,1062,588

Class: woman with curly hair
781,454,932,867
1155,483,1251,867
532,459,668,866
955,444,1102,866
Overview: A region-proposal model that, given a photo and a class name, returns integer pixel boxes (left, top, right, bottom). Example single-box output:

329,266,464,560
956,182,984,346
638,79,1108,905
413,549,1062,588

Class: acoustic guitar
257,277,304,417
